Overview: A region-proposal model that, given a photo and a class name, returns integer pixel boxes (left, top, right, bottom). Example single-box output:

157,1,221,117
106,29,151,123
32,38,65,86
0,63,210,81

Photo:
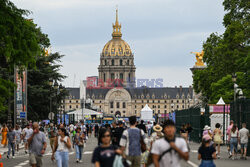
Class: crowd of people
0,118,249,167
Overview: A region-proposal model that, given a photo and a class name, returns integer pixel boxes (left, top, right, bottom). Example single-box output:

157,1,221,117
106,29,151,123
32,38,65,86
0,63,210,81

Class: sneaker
79,160,82,163
7,155,9,159
76,159,79,163
217,155,220,159
229,154,232,159
232,157,235,160
12,156,15,159
25,150,28,154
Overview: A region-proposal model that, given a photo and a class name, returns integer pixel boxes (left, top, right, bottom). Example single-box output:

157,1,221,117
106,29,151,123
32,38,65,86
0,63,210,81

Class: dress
1,127,8,145
213,128,222,144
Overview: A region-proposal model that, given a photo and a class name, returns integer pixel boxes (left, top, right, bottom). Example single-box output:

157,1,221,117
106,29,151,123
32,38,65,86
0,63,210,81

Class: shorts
50,137,56,146
16,139,21,144
29,153,43,167
241,143,248,149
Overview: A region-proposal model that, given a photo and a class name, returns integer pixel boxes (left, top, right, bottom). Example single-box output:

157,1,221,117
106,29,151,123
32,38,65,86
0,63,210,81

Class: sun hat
153,124,163,132
203,125,211,130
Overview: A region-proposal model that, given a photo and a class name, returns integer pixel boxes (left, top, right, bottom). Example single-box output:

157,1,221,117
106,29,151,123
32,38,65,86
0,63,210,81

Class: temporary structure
140,104,154,121
67,108,103,122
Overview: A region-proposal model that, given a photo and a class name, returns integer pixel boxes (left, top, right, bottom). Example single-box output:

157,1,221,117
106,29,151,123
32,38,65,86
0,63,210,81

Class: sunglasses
102,135,111,138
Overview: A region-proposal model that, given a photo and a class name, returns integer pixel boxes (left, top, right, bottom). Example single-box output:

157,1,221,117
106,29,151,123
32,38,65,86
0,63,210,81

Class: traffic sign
20,112,26,119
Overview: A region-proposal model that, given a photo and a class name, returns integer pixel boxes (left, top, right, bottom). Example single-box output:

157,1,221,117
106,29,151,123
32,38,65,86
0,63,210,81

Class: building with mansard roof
85,9,195,120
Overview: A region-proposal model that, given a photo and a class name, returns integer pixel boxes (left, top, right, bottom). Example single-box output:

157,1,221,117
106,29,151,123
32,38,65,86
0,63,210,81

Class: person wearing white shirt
151,120,189,167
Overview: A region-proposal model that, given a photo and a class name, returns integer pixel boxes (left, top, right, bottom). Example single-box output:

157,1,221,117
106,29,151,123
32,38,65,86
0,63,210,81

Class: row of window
135,99,189,103
103,59,131,66
135,104,188,109
103,73,131,82
110,111,126,114
68,105,78,109
110,102,126,108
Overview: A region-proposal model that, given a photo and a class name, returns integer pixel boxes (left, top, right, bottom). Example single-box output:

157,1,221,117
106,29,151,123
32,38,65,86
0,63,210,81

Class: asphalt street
1,135,250,167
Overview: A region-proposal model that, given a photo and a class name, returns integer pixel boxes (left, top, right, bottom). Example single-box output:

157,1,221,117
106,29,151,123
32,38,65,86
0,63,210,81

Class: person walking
198,134,216,167
47,123,57,151
0,123,8,147
51,128,71,167
94,124,99,138
120,116,147,167
28,122,47,167
180,124,188,142
92,128,122,167
151,120,189,167
137,120,147,134
238,123,249,160
74,127,85,163
7,126,16,159
14,125,22,154
226,120,234,156
23,124,33,154
229,124,238,160
213,123,222,159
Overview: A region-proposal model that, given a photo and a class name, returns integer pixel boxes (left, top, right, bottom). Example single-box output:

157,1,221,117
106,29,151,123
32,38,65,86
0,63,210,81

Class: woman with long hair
1,123,8,147
74,127,85,163
213,123,222,159
229,124,238,160
92,128,122,167
51,128,71,167
198,134,216,167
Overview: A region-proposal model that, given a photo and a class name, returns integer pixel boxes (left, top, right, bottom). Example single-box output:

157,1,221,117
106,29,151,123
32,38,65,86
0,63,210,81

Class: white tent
140,104,154,121
216,97,225,105
67,108,103,122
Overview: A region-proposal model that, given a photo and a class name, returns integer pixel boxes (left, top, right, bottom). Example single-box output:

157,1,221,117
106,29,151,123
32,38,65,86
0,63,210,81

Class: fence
175,106,210,143
230,98,250,155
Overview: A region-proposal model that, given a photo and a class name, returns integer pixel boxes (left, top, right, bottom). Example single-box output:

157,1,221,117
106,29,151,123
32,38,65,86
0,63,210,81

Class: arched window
111,59,114,66
120,73,123,80
120,59,123,66
110,102,113,108
117,102,120,108
123,102,126,108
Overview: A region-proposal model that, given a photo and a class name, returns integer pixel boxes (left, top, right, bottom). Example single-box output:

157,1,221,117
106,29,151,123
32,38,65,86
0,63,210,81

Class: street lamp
49,78,53,124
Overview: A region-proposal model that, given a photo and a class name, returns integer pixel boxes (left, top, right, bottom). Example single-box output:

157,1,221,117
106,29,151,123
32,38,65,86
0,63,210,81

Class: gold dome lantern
102,9,132,57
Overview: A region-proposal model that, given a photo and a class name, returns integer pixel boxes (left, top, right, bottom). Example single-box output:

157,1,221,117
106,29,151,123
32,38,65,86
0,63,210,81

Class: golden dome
102,9,132,57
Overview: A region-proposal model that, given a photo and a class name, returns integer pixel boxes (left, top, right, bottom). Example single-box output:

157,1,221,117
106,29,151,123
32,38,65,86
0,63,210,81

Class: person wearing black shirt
198,134,216,167
115,121,125,146
137,120,147,133
111,122,118,146
92,128,122,167
94,124,99,138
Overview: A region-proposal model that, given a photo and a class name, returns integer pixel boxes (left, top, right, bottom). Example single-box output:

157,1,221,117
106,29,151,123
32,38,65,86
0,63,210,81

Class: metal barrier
230,99,250,155
175,106,210,143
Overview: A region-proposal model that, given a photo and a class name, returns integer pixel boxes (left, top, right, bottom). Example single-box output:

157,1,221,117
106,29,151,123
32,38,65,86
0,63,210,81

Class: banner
15,68,27,120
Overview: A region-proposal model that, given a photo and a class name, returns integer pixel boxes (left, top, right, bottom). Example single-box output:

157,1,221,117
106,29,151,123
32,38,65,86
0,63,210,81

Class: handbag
113,155,131,167
140,130,147,153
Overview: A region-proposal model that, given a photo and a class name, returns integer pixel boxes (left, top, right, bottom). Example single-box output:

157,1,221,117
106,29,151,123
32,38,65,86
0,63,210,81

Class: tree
0,0,41,122
27,52,66,121
193,0,250,104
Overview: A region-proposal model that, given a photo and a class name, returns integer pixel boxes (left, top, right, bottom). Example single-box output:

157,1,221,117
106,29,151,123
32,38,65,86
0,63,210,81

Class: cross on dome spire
112,8,122,38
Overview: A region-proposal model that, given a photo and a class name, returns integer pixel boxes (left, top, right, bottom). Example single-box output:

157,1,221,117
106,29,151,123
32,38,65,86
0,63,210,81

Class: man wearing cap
151,120,189,167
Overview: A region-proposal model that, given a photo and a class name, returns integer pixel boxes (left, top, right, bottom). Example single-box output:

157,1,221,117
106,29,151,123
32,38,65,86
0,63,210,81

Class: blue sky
13,0,225,87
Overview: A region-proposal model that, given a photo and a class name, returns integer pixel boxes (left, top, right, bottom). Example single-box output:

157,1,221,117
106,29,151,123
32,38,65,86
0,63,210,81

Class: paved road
1,135,250,167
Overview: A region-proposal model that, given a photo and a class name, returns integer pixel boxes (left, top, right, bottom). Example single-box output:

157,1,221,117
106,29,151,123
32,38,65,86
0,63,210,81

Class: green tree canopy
193,0,250,104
